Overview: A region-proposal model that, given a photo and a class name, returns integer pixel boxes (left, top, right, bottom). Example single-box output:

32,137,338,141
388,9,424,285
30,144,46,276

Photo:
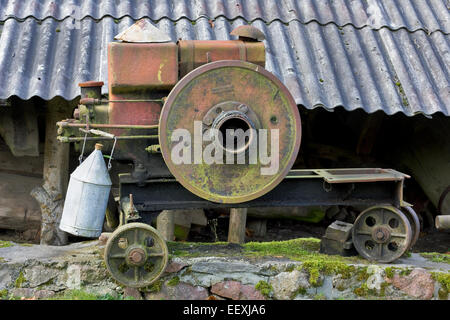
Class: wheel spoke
148,252,165,257
391,233,407,238
356,231,371,236
134,267,140,282
377,243,383,258
134,229,138,243
109,253,126,259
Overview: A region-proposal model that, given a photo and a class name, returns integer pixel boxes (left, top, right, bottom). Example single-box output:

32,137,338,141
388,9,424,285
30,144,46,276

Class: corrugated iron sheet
0,16,448,116
0,0,449,34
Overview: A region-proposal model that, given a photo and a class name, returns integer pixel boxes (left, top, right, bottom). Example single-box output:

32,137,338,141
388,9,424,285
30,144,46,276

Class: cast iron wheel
401,206,420,249
352,206,412,263
104,222,168,288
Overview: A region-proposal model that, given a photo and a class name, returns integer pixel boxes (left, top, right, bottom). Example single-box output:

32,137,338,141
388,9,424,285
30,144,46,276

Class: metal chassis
118,168,409,216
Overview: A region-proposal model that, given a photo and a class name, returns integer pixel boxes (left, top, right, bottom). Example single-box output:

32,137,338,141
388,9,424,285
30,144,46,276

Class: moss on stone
0,240,12,248
399,268,412,276
292,286,307,298
431,272,450,292
166,276,180,287
0,289,8,299
421,252,450,264
353,283,369,297
356,267,370,282
384,267,395,279
146,279,163,293
255,281,273,298
15,271,26,288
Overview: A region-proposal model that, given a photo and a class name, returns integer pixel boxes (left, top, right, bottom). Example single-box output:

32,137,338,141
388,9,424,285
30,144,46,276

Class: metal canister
59,143,112,238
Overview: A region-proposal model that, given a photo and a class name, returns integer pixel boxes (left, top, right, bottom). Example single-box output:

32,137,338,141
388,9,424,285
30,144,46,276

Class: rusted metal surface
402,206,420,249
108,42,178,92
230,25,265,41
159,60,301,203
435,215,450,230
57,121,159,130
114,19,171,43
104,222,169,288
179,40,265,78
285,168,409,183
352,206,412,263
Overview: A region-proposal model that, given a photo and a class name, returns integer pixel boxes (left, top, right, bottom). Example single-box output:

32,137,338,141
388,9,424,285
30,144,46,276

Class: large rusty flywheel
159,60,301,203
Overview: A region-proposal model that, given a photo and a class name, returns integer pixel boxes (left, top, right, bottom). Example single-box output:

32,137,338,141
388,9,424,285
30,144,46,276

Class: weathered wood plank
228,208,247,244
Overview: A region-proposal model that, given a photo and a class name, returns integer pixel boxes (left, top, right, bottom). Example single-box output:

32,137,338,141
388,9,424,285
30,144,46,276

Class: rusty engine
57,22,420,288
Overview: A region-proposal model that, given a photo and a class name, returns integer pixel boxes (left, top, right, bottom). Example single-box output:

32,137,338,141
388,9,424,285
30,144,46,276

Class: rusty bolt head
238,104,248,113
372,227,390,243
127,248,147,266
118,238,128,249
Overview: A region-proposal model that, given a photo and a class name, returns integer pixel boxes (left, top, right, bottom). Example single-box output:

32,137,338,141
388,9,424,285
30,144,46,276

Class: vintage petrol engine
57,22,420,288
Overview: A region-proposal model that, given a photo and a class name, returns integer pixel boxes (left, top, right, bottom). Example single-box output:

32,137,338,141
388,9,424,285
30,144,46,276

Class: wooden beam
31,100,70,245
228,208,247,244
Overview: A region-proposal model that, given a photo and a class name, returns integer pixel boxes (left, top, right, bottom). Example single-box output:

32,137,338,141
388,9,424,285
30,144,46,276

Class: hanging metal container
60,143,112,238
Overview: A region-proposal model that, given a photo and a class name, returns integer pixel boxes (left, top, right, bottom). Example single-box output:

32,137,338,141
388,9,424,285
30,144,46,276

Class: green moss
431,272,450,292
356,267,369,282
167,276,180,287
319,78,324,83
15,271,26,288
18,243,33,247
353,283,369,297
399,268,412,276
313,293,326,300
114,19,119,24
48,289,122,300
420,252,450,264
243,238,321,258
385,267,395,279
0,240,12,248
146,279,163,293
55,28,60,33
0,289,8,299
379,282,389,297
292,286,307,298
255,281,273,298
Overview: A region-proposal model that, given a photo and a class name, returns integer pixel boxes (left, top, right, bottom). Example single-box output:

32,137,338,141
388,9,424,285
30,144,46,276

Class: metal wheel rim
104,222,168,288
352,206,412,263
402,206,420,249
159,60,302,204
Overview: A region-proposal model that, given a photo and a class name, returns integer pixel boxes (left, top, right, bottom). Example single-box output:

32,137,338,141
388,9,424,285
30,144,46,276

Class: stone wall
0,240,448,300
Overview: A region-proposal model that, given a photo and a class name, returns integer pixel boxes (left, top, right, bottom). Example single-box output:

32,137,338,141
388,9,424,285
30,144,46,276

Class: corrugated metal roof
0,0,449,34
1,15,448,116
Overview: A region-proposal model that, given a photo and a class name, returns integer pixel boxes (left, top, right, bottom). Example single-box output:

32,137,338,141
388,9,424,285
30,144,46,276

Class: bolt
238,104,248,113
129,250,144,264
118,238,128,249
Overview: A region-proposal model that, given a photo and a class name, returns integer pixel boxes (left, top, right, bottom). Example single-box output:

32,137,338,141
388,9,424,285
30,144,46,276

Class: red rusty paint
107,42,178,129
179,40,265,78
108,42,178,91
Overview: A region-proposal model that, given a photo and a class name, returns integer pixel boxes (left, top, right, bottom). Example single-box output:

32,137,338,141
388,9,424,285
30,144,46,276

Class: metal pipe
57,122,159,130
58,135,158,143
435,215,450,230
79,98,164,105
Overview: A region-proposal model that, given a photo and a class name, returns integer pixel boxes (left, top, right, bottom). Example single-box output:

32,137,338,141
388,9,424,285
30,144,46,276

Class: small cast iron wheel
104,222,168,288
352,206,412,263
401,206,420,249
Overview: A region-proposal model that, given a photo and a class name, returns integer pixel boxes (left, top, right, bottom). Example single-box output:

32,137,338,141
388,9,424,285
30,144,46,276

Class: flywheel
104,223,168,288
159,60,301,203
